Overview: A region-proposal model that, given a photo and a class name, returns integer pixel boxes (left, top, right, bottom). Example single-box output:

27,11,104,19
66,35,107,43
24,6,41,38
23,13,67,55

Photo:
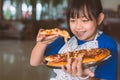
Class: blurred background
0,0,120,80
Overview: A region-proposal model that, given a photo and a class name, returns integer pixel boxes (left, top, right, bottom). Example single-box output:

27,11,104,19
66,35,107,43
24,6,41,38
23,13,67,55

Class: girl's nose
76,20,83,29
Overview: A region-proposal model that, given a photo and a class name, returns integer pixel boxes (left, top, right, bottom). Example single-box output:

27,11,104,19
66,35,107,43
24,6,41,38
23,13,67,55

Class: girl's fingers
65,58,72,74
61,65,67,72
37,29,44,37
62,57,94,78
37,34,59,44
36,35,45,42
42,35,59,44
45,35,59,40
84,68,94,77
76,57,83,76
71,58,78,75
62,58,83,76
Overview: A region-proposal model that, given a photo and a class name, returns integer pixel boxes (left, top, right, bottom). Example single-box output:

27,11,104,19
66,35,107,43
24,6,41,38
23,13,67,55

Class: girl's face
70,16,98,41
69,7,102,41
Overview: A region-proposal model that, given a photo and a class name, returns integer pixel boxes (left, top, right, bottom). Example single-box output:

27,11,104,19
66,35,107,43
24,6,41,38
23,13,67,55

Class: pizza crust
47,61,67,67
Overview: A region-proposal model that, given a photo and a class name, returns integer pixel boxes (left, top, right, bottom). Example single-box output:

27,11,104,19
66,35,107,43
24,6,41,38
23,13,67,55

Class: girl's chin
77,36,94,41
76,36,91,41
76,36,86,40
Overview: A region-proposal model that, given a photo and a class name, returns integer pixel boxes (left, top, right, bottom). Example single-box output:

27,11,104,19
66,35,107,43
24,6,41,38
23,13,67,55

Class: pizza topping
51,54,67,62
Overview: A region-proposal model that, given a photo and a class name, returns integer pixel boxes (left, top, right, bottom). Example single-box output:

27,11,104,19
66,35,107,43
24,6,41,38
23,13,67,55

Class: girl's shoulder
97,33,118,48
98,33,117,43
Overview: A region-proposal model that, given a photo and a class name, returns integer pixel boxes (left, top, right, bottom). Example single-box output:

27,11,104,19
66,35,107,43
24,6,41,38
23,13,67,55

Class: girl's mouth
77,31,86,37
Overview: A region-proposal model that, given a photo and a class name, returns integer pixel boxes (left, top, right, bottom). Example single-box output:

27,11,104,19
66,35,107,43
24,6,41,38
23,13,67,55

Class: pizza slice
38,28,70,42
44,48,111,67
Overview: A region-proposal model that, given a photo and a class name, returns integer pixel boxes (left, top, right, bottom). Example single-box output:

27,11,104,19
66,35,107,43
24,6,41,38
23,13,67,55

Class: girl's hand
61,57,94,78
36,29,59,45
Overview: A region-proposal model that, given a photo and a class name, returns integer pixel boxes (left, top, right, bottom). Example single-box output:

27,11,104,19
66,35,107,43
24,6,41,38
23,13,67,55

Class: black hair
67,0,103,26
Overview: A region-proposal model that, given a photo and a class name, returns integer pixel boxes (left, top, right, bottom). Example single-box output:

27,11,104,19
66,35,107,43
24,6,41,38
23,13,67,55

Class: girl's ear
97,12,104,25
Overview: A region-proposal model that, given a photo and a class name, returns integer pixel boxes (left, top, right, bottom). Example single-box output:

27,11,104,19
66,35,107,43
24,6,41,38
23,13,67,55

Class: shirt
44,33,118,80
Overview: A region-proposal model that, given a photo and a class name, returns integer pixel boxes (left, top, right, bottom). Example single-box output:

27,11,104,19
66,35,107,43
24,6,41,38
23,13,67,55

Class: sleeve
95,38,118,80
44,37,65,56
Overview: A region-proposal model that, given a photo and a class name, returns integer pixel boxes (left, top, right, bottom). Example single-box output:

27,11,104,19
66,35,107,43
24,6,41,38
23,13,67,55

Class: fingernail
90,72,94,77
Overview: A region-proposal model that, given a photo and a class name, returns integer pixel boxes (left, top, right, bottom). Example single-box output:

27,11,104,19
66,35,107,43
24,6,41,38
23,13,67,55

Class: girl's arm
30,42,47,66
95,35,118,80
30,30,59,66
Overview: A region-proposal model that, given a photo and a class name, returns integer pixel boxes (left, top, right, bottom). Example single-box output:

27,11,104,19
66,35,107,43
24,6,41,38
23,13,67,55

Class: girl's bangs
69,6,92,20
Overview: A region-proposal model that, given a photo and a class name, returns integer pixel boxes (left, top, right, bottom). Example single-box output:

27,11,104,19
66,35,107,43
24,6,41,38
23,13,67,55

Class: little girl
30,0,118,80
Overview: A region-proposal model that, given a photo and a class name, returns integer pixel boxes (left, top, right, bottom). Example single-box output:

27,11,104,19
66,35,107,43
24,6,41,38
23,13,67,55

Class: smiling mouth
77,31,86,37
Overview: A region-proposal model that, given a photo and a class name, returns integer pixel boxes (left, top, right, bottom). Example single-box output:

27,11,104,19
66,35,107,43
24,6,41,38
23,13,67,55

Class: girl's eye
82,19,89,22
70,19,76,22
